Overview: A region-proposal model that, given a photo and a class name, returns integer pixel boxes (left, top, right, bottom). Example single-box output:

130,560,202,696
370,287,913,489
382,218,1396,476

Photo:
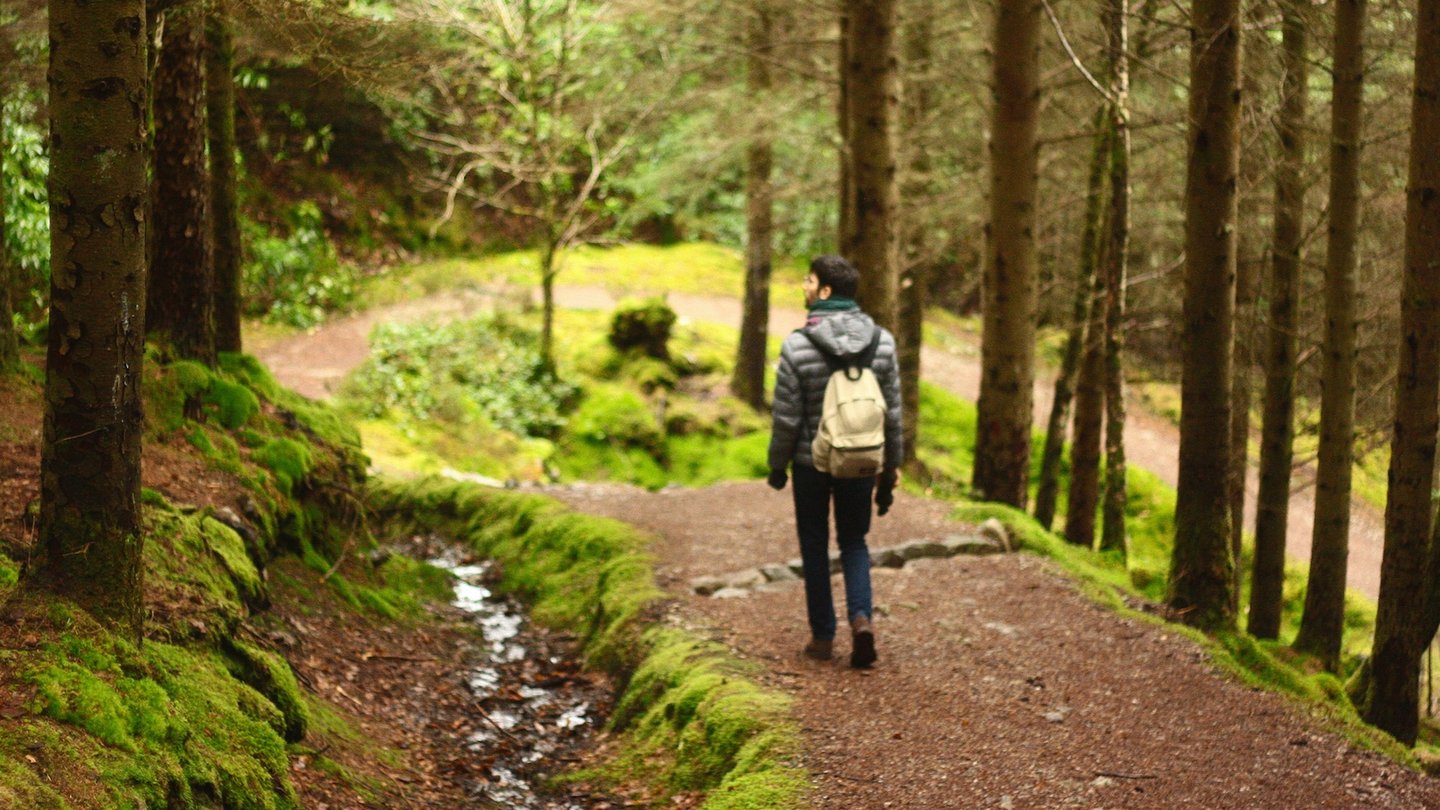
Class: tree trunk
39,0,148,640
1168,0,1242,631
1294,0,1366,670
208,0,242,354
897,7,934,466
1366,0,1440,745
846,0,899,334
1249,1,1308,640
540,240,557,373
1099,0,1131,556
148,2,215,364
1035,109,1109,531
837,4,856,254
1066,264,1107,548
1229,187,1262,613
0,89,15,372
973,0,1040,508
732,4,774,411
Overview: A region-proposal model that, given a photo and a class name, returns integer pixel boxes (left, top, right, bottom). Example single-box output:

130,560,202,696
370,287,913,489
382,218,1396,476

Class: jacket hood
802,309,878,359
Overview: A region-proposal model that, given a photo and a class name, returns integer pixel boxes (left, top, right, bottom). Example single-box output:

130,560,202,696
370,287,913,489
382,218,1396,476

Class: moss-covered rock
222,639,309,743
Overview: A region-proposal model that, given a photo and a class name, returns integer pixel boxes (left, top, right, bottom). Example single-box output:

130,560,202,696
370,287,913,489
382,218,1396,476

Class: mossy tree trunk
973,0,1040,508
846,0,899,334
208,0,242,354
0,91,15,373
39,0,149,640
1294,0,1366,671
1229,190,1261,614
1099,0,1131,556
1168,0,1241,631
148,1,215,364
1066,214,1108,548
1035,109,1108,532
1249,0,1308,639
1366,0,1440,745
732,3,774,411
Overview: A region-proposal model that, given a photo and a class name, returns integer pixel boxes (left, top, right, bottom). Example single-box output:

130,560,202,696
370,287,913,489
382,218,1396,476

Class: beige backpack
804,330,886,478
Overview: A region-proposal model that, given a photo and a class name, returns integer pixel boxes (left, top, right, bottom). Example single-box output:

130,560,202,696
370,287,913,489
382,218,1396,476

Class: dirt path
251,282,1386,598
548,481,1439,809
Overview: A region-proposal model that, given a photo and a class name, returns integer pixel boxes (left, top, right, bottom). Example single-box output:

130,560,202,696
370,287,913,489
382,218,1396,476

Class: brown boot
803,637,834,661
850,616,877,669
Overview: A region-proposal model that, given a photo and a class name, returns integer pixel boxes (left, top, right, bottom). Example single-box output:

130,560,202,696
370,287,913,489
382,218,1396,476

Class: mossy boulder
222,639,309,743
609,297,677,360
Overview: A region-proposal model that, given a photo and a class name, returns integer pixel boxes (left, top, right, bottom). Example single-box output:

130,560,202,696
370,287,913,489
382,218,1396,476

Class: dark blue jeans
792,463,874,640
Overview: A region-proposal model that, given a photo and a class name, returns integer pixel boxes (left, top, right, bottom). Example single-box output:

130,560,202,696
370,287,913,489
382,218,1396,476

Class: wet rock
979,518,1013,552
726,569,766,590
711,587,752,599
786,558,805,576
870,547,906,568
760,563,799,582
943,533,1003,556
897,540,949,561
690,575,726,596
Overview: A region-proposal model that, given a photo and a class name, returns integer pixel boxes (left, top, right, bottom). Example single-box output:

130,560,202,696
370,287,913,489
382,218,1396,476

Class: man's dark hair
810,255,860,299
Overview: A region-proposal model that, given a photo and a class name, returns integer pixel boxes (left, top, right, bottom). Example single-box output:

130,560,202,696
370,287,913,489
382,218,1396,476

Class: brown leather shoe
850,616,877,668
804,637,834,661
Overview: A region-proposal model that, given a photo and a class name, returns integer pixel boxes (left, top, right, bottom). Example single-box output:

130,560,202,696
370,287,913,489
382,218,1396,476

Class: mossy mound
1,597,297,809
367,478,807,808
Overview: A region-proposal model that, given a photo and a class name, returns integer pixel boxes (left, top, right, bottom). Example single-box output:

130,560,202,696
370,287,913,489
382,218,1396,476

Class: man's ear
818,286,833,300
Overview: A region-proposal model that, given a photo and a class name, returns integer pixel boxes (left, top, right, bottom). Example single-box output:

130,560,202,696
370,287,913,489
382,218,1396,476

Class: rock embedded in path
760,563,798,583
725,569,765,590
690,575,726,596
942,533,1003,556
897,539,949,561
710,587,752,599
979,518,1013,552
870,547,907,568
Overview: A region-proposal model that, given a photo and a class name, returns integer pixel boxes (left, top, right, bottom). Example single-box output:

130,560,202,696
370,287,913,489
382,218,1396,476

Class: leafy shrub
242,201,358,328
4,93,51,323
345,315,577,438
609,297,677,360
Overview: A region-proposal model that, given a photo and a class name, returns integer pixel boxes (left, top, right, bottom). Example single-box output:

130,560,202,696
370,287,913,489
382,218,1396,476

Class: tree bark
1294,0,1366,670
148,2,215,364
1168,0,1242,631
732,3,774,411
837,4,856,255
1249,0,1308,639
0,86,15,372
846,0,899,334
1099,0,1131,556
1035,110,1108,531
973,0,1040,508
1066,251,1107,548
1229,181,1262,613
1366,0,1440,745
39,0,149,640
897,5,934,467
208,0,242,354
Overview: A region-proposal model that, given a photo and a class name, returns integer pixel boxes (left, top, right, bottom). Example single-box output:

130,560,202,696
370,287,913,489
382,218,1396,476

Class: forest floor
253,281,1387,599
243,278,1440,808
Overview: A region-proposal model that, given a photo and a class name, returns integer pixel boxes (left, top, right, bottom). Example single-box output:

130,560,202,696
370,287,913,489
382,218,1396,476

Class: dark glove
767,469,788,491
875,469,897,516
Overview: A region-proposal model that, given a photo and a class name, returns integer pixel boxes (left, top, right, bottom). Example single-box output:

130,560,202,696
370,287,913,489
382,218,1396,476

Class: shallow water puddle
426,549,604,808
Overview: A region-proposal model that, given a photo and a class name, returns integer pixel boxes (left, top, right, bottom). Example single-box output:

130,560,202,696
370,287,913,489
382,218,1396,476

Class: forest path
548,481,1438,809
250,281,1385,599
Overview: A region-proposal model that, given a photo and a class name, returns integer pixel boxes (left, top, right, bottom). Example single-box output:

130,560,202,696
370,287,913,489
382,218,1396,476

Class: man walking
768,255,902,668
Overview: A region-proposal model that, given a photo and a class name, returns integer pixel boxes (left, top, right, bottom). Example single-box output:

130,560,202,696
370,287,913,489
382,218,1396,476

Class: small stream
426,547,610,809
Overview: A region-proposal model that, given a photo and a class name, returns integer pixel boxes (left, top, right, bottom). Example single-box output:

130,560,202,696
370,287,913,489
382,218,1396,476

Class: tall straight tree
732,2,774,410
973,0,1040,508
1294,0,1366,670
1035,110,1108,531
897,3,934,464
40,0,148,638
1168,0,1242,630
1249,0,1308,639
845,0,899,333
148,1,215,364
1366,0,1440,745
837,3,855,253
208,0,242,354
1066,228,1108,547
1099,0,1131,555
0,89,13,372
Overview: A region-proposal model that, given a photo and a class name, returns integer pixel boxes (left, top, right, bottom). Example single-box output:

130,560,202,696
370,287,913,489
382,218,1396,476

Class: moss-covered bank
367,477,809,807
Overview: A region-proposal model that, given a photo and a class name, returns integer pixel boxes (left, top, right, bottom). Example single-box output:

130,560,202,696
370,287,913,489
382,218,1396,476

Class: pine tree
732,3,774,411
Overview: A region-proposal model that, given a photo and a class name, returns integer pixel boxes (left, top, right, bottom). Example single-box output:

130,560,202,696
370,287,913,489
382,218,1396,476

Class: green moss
143,500,267,633
209,378,261,429
253,438,314,496
222,640,309,743
369,479,804,807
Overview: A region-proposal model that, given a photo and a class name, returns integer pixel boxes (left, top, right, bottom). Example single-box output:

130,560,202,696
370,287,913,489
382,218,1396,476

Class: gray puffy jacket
768,308,903,472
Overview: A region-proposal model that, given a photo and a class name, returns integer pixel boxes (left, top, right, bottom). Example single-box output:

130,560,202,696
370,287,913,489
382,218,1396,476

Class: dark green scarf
809,297,859,313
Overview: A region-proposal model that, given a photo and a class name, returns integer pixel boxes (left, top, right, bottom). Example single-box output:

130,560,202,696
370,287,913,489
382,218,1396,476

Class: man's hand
875,468,898,516
767,469,788,491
